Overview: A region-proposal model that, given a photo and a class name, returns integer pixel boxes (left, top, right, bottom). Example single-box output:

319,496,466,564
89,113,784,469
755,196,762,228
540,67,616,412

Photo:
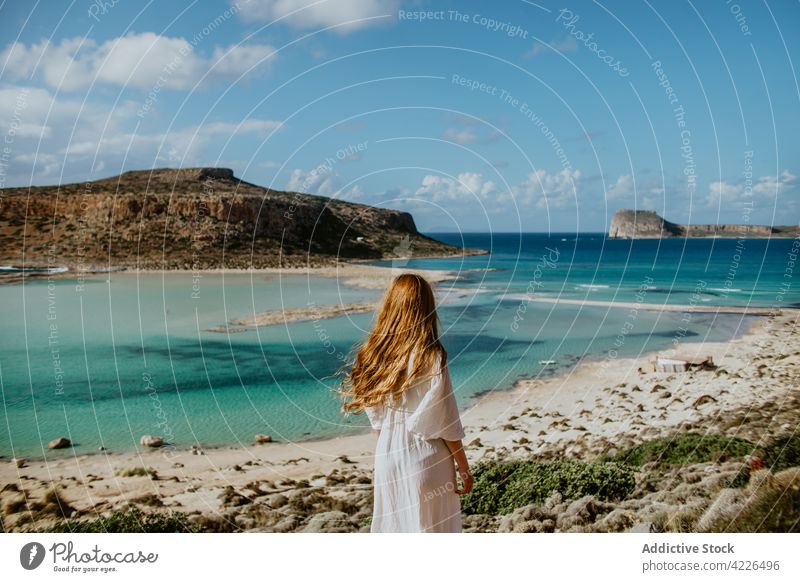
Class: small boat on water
539,360,557,365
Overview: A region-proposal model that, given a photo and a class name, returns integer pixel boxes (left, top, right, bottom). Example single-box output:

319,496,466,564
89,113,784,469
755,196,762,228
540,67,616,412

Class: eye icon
20,542,46,570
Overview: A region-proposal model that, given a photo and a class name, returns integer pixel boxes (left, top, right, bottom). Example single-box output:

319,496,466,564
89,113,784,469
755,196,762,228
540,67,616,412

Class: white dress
364,349,466,533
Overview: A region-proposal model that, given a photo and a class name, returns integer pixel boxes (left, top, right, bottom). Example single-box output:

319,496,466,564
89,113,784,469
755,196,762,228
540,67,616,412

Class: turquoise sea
1,233,797,459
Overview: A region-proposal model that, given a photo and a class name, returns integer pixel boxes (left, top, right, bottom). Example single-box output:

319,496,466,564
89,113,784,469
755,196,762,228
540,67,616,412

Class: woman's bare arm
443,439,473,494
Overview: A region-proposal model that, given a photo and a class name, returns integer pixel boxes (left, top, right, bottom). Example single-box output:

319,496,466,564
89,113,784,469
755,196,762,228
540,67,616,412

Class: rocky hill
609,209,799,239
0,168,479,269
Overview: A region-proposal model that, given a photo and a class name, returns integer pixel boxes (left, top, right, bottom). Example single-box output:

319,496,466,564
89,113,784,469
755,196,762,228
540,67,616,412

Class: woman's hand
443,438,473,494
455,465,473,495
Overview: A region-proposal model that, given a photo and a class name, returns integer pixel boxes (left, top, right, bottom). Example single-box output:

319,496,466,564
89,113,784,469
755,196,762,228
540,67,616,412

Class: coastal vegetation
462,459,636,515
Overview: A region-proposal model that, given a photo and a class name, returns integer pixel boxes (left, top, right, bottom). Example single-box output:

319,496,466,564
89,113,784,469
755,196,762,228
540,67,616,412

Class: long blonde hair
339,273,446,414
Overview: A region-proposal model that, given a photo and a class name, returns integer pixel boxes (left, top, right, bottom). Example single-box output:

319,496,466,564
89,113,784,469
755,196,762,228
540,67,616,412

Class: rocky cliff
608,209,798,239
0,167,478,269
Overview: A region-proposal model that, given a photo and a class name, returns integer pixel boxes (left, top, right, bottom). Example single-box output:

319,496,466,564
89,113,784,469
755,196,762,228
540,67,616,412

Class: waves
0,265,69,273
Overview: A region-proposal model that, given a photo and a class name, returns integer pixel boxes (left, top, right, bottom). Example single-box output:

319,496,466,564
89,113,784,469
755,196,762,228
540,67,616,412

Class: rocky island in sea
608,209,800,239
0,167,485,276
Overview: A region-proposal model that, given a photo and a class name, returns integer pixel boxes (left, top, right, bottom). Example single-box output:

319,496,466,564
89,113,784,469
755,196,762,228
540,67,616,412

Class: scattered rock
218,486,252,508
692,394,717,408
48,437,71,450
140,435,164,448
557,496,614,530
303,511,356,533
267,493,288,509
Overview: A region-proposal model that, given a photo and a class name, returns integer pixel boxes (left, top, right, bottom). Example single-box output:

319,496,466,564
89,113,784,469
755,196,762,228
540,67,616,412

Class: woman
340,273,473,533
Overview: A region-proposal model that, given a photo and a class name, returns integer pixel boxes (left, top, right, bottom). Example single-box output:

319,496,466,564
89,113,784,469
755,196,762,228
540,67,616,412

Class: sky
1,0,798,232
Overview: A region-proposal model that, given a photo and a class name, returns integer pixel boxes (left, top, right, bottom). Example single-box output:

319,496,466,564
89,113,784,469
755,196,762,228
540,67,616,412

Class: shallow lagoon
4,231,795,459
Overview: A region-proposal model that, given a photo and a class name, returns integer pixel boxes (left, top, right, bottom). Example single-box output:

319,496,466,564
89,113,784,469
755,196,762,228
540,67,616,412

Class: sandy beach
508,295,779,316
0,260,468,288
2,274,797,532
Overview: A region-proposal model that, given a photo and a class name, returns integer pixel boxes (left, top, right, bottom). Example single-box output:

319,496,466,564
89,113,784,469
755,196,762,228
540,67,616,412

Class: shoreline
2,249,798,532
0,261,464,290
1,301,792,464
0,306,800,463
0,247,489,287
506,295,782,316
1,308,796,532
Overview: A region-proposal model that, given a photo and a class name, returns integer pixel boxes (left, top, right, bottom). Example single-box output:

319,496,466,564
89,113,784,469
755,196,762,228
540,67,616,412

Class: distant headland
608,209,799,239
0,167,486,271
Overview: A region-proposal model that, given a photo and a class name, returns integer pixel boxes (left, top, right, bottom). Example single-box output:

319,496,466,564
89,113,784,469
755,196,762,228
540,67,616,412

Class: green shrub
605,433,754,467
761,434,800,473
727,434,800,488
462,459,636,516
44,507,199,533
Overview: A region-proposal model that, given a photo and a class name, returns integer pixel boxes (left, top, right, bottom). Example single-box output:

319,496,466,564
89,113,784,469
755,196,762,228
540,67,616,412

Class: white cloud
604,174,633,200
442,127,477,145
287,166,338,196
752,170,797,196
11,123,52,138
0,86,141,182
708,170,797,206
285,167,363,199
200,119,283,136
0,85,283,184
412,168,581,210
600,175,664,209
235,0,397,32
708,180,742,205
415,172,498,202
513,168,580,209
0,33,275,91
62,118,282,158
442,125,503,146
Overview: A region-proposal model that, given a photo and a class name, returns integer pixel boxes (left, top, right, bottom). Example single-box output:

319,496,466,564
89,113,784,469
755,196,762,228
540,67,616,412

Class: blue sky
1,0,798,232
